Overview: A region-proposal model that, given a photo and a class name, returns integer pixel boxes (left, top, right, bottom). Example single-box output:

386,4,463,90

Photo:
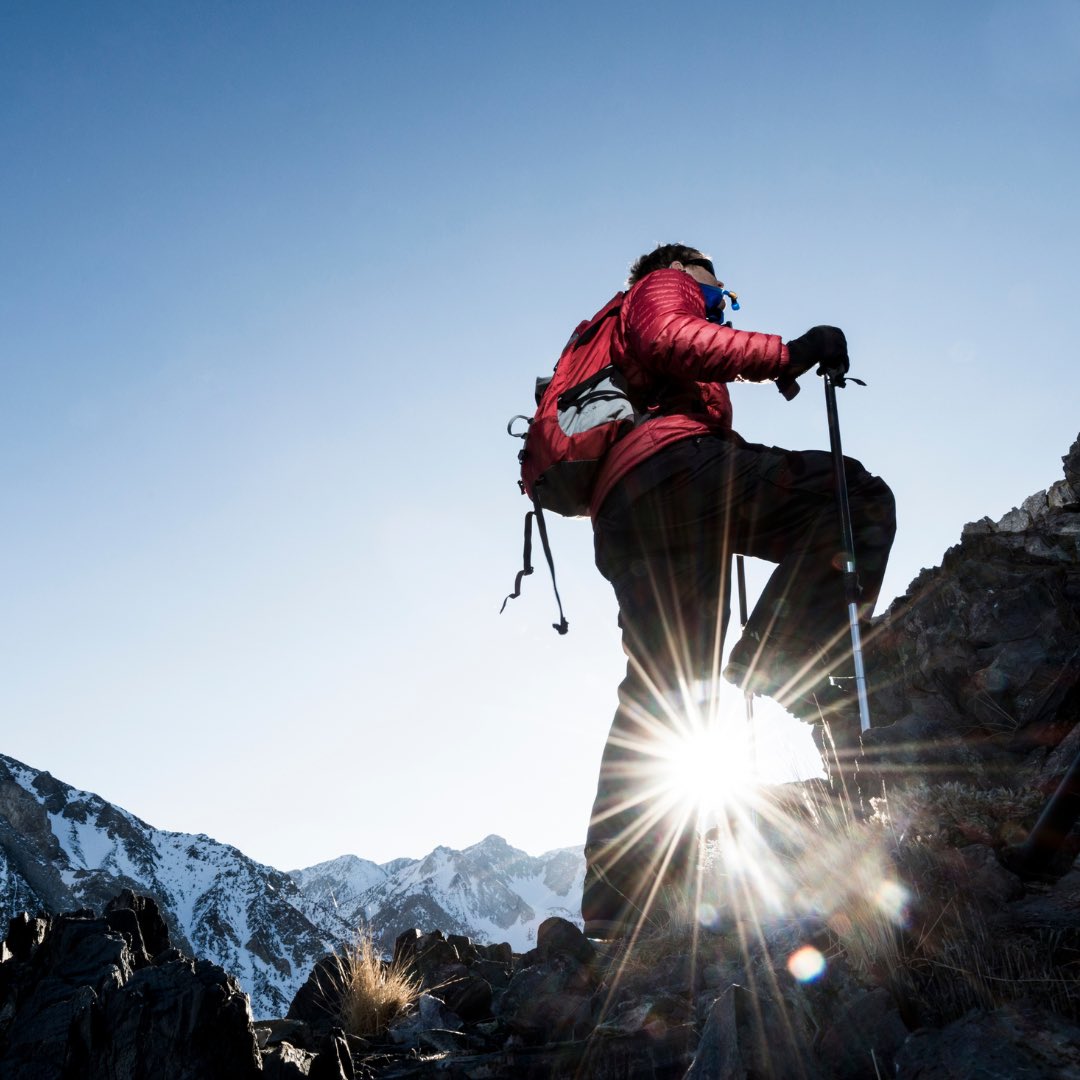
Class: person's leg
583,436,895,929
719,444,895,696
718,443,895,763
584,444,735,932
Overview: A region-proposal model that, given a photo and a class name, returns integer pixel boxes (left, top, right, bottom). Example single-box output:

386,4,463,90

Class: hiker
581,243,896,938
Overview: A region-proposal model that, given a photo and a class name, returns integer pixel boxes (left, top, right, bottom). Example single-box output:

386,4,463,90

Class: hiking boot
724,631,847,712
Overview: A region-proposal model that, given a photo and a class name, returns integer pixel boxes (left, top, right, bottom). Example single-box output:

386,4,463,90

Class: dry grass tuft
880,780,1044,848
833,786,1080,1024
334,928,423,1037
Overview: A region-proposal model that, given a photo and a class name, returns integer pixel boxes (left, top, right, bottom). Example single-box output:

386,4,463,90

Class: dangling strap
500,502,569,634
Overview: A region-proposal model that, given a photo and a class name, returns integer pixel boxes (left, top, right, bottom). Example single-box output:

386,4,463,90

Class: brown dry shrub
333,929,422,1037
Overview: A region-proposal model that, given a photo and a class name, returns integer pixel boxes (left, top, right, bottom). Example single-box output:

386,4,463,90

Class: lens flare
874,879,911,926
787,945,827,982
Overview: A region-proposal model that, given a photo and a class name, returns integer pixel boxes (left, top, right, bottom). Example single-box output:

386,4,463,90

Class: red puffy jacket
590,269,791,514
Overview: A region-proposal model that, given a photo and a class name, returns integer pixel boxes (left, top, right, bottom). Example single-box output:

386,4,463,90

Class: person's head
627,243,723,288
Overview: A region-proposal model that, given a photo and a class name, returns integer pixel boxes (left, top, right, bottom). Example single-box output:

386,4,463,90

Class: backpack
501,292,635,633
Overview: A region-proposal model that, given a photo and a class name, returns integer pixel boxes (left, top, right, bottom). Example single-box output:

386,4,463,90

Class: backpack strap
564,293,623,351
500,500,569,634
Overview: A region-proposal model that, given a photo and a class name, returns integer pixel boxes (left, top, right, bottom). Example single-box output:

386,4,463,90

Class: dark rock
1,982,98,1080
256,1016,314,1049
953,844,1025,905
536,915,595,964
816,986,910,1080
690,981,824,1080
387,992,462,1047
472,957,511,989
3,912,50,963
90,957,261,1079
417,1026,470,1053
0,896,261,1080
894,1004,1080,1079
446,933,474,957
991,866,1080,967
438,968,493,1021
409,932,460,985
391,928,421,968
594,991,695,1037
35,913,133,993
580,1022,698,1078
103,905,152,969
106,888,171,957
686,986,743,1079
262,1040,317,1078
1064,434,1080,494
309,1029,356,1080
864,460,1080,776
480,940,513,966
288,953,348,1031
497,955,598,1043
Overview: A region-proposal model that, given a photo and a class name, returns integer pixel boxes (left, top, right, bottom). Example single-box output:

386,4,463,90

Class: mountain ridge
0,752,585,1017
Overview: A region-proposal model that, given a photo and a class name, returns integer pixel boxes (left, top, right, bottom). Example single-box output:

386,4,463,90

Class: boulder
0,895,261,1079
894,1004,1080,1079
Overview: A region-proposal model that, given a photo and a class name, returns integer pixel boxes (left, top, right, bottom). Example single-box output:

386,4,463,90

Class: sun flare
656,711,758,823
649,681,822,830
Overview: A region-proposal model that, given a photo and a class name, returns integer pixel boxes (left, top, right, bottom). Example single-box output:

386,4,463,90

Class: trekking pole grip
776,373,801,400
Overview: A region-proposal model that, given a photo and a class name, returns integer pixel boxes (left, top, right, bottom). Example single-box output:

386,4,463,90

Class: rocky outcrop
863,433,1080,795
5,846,1080,1079
0,754,352,1018
0,891,261,1079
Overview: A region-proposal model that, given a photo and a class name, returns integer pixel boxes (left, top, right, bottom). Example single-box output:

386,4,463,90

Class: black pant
583,433,895,911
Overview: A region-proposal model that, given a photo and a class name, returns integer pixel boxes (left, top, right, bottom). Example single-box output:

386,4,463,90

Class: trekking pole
820,367,873,734
735,555,758,777
1004,745,1080,880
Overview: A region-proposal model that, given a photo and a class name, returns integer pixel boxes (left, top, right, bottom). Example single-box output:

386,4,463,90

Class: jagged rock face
864,433,1080,784
0,754,350,1018
289,853,389,929
0,894,262,1080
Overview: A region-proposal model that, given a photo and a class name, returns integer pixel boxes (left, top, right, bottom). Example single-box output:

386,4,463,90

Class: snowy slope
291,833,585,953
1,751,587,1019
289,853,388,930
0,753,350,1018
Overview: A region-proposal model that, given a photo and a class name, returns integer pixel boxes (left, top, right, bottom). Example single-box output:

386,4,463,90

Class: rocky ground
3,785,1080,1080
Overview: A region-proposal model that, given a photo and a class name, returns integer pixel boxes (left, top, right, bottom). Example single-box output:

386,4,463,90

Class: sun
650,680,824,831
655,707,759,825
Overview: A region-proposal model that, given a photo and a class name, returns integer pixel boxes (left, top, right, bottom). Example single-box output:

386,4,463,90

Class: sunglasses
683,257,717,278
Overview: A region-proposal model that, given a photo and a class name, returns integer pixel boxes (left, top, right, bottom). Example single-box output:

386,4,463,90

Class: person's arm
620,269,790,384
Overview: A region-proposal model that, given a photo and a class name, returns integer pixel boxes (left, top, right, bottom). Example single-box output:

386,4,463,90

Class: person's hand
785,325,848,377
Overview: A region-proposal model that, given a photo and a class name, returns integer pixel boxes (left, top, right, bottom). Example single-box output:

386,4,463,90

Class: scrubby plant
829,785,1080,1025
332,929,422,1037
880,779,1044,848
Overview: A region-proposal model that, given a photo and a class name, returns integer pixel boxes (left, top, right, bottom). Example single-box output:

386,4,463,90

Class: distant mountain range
0,753,584,1018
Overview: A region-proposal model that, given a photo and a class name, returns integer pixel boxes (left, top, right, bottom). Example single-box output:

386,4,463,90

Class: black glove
785,325,848,378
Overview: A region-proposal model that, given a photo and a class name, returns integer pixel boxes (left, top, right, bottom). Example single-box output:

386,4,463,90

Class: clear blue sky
3,2,1078,868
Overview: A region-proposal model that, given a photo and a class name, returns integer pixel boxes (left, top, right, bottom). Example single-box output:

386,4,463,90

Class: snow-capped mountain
0,752,586,1017
291,834,585,953
0,753,349,1017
